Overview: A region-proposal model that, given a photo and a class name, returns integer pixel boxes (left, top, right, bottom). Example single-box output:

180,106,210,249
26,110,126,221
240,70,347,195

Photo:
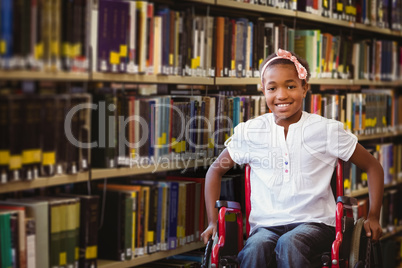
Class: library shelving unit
1,0,402,267
0,70,90,82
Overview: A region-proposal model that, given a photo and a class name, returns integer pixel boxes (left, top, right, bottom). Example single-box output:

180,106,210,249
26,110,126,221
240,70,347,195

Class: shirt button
285,170,288,173
285,161,288,165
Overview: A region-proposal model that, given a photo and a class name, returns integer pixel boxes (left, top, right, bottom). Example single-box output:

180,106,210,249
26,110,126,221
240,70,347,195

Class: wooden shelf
349,181,402,198
354,23,401,37
98,241,204,268
0,158,217,193
380,226,402,241
0,70,90,81
296,12,357,27
308,78,402,86
353,79,402,86
187,0,215,3
0,70,401,87
357,131,402,141
92,158,215,180
92,73,215,85
215,0,402,37
216,0,296,17
0,172,89,194
309,78,354,85
215,77,260,85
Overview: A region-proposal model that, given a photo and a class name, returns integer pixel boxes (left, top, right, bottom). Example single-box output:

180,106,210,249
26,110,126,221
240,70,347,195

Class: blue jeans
237,222,335,268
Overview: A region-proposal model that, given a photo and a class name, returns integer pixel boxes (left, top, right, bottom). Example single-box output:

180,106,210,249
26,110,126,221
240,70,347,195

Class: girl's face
262,64,308,128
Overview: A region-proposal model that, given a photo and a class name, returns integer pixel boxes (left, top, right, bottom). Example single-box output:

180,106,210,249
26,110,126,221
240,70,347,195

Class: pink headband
260,49,308,83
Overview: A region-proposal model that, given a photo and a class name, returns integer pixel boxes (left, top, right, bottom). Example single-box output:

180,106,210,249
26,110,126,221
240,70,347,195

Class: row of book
91,89,268,168
0,0,90,72
236,0,401,31
94,2,402,81
292,30,402,81
343,142,402,193
355,187,402,234
0,170,243,267
2,0,402,83
352,39,400,82
0,194,99,268
381,237,402,268
95,171,242,261
0,92,91,183
1,87,400,179
305,89,402,136
95,8,402,81
96,176,206,261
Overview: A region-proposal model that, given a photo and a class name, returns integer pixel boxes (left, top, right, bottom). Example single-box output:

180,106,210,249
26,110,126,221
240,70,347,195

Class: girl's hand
363,217,382,241
201,223,217,244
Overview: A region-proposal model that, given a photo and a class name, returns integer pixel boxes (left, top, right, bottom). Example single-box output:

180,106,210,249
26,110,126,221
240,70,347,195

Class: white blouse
225,111,358,234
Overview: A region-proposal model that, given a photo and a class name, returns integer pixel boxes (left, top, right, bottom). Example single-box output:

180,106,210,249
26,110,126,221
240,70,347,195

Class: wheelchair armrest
336,196,357,207
215,200,241,210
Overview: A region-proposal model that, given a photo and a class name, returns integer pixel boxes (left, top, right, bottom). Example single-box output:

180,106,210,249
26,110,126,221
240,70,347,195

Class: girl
201,49,384,267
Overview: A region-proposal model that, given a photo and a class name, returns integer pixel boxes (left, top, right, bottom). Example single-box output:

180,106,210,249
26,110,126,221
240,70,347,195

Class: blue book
156,7,171,74
233,97,240,128
1,0,13,69
249,22,254,74
168,181,179,250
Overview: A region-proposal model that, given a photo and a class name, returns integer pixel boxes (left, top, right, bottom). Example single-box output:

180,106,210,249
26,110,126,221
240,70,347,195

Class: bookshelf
91,73,216,85
349,180,402,198
0,0,402,267
0,172,90,194
97,241,204,268
216,0,298,17
0,71,90,81
0,158,217,194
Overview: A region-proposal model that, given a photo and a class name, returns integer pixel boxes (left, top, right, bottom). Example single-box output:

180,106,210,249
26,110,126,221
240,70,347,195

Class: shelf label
9,155,22,170
0,150,10,165
120,45,127,57
42,152,56,166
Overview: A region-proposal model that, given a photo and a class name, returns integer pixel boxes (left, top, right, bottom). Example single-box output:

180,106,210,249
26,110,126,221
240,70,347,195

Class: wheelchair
202,160,383,268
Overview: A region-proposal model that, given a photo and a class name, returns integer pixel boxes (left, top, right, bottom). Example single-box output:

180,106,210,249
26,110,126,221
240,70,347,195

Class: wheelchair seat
202,160,383,268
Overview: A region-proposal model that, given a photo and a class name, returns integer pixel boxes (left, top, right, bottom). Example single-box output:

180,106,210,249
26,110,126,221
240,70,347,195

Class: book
97,184,140,257
62,194,99,268
0,205,27,268
0,211,13,268
165,176,206,241
97,0,112,72
97,189,132,261
136,1,148,73
1,0,14,69
40,95,58,177
0,96,9,183
91,88,117,168
61,0,74,71
25,218,36,268
215,17,225,77
1,199,50,268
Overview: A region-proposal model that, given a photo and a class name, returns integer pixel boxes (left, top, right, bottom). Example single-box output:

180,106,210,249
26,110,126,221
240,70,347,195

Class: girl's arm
201,148,236,244
348,143,384,241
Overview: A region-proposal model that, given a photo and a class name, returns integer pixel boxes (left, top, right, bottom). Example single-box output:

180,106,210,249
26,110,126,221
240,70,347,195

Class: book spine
0,96,10,183
168,182,179,250
79,196,99,268
25,218,36,268
97,0,111,72
124,194,133,260
1,0,13,69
